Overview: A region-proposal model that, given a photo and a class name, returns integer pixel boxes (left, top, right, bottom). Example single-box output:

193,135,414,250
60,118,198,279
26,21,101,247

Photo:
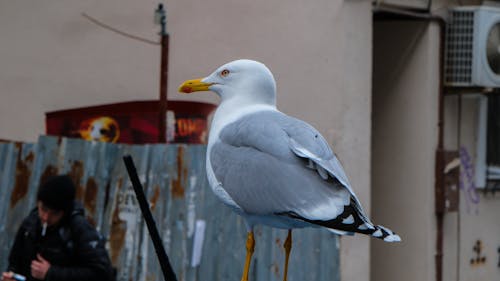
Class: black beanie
37,175,76,212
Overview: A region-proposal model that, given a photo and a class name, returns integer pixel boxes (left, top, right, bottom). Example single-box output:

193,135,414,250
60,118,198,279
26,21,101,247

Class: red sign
46,101,216,144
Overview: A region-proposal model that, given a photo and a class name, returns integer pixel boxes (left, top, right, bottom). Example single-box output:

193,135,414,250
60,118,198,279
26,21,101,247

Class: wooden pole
158,4,169,143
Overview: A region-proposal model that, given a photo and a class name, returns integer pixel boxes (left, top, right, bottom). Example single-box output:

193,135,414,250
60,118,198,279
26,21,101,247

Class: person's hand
31,254,51,280
1,271,15,281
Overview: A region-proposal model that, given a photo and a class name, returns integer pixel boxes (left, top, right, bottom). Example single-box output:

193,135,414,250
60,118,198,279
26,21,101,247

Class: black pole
122,155,177,281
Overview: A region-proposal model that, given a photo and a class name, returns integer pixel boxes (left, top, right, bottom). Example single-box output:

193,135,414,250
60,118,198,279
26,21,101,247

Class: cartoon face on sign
80,116,120,143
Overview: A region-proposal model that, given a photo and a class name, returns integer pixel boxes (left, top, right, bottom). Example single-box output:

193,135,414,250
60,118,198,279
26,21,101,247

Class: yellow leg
283,229,292,281
241,231,255,281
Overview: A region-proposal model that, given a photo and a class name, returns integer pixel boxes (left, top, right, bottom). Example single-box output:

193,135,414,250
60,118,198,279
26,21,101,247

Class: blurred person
2,175,114,281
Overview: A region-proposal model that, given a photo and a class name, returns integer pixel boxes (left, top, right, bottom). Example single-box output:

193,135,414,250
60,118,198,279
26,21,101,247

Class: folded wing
210,110,400,241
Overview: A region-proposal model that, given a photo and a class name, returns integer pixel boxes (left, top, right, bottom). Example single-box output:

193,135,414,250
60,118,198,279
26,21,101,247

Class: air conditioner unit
445,6,500,87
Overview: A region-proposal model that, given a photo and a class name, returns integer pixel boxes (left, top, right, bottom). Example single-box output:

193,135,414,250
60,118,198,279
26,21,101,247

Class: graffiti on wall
459,146,480,214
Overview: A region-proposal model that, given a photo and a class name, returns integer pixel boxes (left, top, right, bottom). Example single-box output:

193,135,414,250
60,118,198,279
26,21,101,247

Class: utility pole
156,3,169,143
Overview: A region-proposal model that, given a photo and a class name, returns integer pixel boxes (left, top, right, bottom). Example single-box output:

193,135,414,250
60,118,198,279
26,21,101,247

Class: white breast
205,102,276,212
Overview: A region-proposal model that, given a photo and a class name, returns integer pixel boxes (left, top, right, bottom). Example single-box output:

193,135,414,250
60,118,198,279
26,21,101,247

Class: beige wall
372,21,440,281
373,15,500,281
443,95,500,281
0,0,373,280
0,1,162,141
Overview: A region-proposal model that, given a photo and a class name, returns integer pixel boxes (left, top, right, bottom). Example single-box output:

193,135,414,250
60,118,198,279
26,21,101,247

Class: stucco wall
372,21,440,281
373,16,500,281
0,1,373,280
443,95,500,281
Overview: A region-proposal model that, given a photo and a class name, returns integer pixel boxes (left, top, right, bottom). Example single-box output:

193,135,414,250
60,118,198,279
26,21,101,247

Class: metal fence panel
0,142,18,272
43,138,110,228
139,144,171,281
103,143,151,281
0,136,340,281
0,142,38,273
4,142,37,240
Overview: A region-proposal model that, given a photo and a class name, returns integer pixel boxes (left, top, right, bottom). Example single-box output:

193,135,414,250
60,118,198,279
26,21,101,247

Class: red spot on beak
181,86,193,93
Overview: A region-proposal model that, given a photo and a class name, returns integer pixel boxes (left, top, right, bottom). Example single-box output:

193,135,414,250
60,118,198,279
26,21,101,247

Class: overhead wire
81,13,160,46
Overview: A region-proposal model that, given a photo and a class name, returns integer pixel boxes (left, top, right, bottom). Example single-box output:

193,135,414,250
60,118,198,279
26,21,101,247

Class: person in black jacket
2,175,114,281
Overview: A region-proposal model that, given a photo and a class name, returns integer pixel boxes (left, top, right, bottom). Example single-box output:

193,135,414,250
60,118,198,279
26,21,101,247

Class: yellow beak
178,78,213,93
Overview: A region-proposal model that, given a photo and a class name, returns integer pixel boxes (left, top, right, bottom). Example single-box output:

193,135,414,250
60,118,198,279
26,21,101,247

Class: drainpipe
434,17,445,281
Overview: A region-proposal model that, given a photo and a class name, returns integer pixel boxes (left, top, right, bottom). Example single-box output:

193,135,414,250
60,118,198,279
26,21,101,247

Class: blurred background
0,0,499,280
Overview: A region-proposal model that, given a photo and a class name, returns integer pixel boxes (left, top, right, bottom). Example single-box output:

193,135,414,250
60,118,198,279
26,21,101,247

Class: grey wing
211,111,402,241
282,115,372,223
210,111,351,221
281,114,401,241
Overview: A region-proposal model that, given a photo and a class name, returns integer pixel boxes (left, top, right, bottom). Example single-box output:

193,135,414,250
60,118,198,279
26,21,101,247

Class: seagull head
179,59,277,106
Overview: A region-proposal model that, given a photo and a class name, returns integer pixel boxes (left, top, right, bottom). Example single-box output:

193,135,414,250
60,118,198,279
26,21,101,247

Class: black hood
69,201,85,218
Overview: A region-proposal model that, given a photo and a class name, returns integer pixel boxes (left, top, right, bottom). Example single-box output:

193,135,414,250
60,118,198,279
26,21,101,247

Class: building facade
1,0,499,280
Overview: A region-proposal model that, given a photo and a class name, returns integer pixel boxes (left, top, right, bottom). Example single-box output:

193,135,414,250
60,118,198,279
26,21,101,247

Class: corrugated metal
0,142,18,273
0,136,339,281
0,142,37,272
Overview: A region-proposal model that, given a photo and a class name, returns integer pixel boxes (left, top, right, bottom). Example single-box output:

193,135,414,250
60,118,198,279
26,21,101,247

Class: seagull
179,59,400,281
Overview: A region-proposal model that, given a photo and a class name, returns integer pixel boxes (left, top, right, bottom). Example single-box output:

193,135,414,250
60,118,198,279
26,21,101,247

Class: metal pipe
434,17,446,281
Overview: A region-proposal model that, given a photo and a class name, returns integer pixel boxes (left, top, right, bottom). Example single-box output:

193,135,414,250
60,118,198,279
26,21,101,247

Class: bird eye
220,69,230,77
